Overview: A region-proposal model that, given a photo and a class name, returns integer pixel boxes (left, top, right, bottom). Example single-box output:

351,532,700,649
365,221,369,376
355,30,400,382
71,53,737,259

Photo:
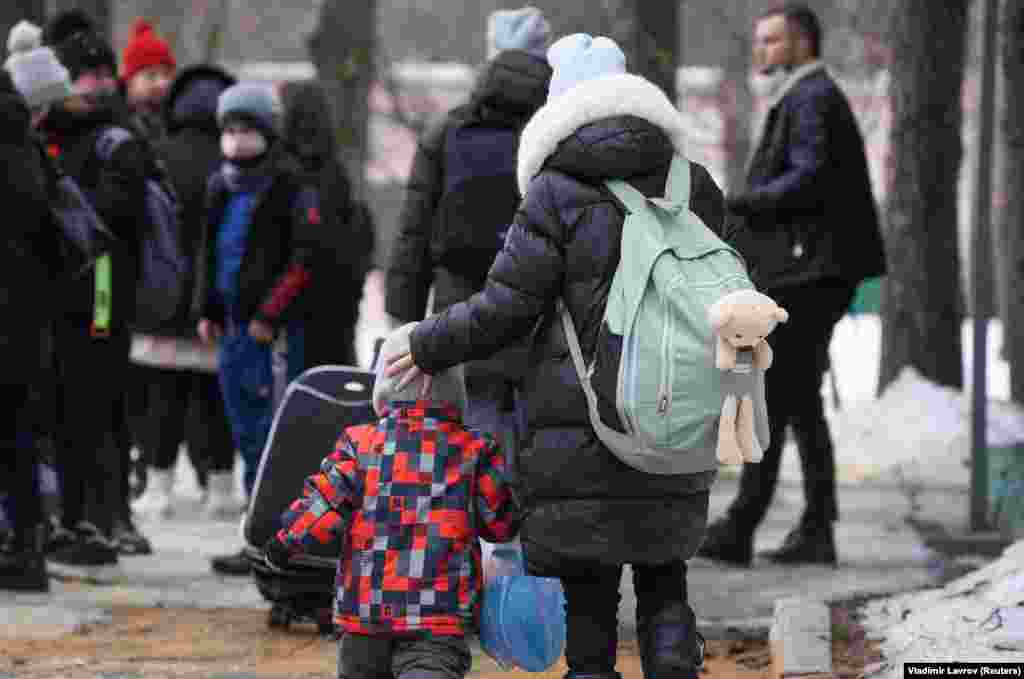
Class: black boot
0,524,49,592
211,548,252,576
637,603,704,679
695,515,753,567
760,520,837,566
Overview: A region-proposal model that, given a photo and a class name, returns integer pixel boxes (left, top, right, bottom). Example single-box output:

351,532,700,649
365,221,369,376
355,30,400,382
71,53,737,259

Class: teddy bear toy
707,289,789,466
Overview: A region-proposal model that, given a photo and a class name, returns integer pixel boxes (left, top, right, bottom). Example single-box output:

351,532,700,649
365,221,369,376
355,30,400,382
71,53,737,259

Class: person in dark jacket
386,34,726,679
127,65,239,522
280,80,369,368
386,5,552,464
698,3,887,568
195,83,321,575
38,9,153,567
0,49,66,591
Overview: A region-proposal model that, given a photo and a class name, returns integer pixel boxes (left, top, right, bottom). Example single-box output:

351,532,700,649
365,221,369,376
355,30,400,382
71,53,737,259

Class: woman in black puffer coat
387,35,737,679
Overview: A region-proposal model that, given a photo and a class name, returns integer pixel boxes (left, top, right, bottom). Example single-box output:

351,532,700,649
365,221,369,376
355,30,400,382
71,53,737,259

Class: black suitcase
243,342,382,633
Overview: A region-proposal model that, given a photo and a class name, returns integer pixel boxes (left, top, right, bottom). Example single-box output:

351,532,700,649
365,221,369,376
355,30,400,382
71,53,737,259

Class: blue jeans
218,322,274,497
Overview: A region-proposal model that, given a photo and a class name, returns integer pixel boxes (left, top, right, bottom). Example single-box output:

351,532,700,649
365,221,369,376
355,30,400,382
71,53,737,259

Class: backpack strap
665,155,691,205
94,126,135,162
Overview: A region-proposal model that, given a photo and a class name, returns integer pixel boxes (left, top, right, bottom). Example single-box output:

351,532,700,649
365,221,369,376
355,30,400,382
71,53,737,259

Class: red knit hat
120,18,175,82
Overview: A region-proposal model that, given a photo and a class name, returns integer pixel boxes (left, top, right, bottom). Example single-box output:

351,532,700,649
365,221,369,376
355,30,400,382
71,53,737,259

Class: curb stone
769,598,832,678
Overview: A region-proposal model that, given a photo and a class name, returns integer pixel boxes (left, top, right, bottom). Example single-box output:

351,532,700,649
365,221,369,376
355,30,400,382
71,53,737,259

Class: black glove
263,537,292,571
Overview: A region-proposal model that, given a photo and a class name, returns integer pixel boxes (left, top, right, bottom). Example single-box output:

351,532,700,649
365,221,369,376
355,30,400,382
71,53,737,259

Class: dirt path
0,606,879,678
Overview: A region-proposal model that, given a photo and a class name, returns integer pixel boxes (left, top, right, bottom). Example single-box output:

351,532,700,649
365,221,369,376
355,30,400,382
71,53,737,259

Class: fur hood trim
516,73,686,195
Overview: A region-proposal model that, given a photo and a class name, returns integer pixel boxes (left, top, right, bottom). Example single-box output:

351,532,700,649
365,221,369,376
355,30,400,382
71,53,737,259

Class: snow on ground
775,314,1024,489
860,539,1024,675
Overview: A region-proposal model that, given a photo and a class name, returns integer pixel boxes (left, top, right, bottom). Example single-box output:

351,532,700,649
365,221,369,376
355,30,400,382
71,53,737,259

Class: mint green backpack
559,156,753,475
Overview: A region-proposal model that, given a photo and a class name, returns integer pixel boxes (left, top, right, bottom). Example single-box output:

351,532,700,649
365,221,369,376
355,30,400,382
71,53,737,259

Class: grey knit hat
372,322,467,416
216,82,282,138
4,20,72,109
486,6,551,60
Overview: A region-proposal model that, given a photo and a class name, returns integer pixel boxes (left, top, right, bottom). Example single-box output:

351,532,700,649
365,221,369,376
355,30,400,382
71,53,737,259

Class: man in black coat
697,3,887,567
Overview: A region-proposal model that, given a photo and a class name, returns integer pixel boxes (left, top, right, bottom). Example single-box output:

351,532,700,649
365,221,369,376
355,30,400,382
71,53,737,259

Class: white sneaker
132,468,175,519
204,471,243,521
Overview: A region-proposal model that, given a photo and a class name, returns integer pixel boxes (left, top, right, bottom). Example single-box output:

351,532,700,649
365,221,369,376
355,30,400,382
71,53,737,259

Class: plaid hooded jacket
275,400,519,636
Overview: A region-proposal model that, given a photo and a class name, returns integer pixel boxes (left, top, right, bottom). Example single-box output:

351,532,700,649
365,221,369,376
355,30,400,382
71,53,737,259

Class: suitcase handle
370,337,385,372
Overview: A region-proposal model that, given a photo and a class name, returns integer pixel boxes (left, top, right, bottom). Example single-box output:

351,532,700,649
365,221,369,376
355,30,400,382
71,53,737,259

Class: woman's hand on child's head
385,352,433,398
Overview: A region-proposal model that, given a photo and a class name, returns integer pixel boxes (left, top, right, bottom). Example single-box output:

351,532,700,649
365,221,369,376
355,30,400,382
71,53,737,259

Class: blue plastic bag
479,541,566,672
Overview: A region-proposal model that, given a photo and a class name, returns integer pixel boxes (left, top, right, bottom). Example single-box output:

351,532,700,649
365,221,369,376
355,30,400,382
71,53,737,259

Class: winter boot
695,514,754,567
637,603,704,679
204,471,242,521
760,520,837,566
0,524,49,592
132,467,175,519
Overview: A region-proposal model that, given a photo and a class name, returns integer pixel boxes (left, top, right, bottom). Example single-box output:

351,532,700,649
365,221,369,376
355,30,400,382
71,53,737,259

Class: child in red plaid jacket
264,322,520,679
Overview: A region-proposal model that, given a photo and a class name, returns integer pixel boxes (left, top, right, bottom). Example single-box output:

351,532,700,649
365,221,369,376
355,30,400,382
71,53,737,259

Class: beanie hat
546,33,627,101
3,21,72,109
372,322,467,417
486,6,551,60
120,18,175,83
42,9,117,82
217,82,282,138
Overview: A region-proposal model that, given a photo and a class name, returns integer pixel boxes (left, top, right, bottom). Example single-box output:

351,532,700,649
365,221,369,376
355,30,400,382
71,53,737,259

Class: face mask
221,130,268,160
748,67,790,99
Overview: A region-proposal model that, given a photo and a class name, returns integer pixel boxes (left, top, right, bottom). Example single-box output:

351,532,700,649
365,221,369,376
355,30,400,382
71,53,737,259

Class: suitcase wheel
268,604,292,630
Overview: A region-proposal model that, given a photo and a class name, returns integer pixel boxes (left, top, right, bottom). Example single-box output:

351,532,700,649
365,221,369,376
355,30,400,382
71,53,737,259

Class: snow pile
772,315,1024,488
860,540,1024,675
822,366,1024,488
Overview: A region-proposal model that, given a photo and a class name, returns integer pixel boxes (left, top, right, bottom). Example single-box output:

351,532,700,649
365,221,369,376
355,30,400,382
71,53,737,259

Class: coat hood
468,49,551,127
516,73,686,195
280,80,335,170
165,64,236,134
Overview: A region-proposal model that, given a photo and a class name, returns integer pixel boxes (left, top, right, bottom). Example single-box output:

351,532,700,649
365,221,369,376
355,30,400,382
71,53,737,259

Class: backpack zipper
657,286,672,416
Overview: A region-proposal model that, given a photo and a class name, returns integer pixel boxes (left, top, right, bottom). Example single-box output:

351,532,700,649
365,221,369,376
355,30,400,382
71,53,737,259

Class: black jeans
2,384,41,547
559,559,696,677
729,280,856,530
137,367,235,474
337,633,471,679
53,321,131,538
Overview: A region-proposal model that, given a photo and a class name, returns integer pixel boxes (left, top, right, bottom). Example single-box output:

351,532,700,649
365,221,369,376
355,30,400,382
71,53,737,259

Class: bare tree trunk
602,0,678,101
878,0,969,393
1000,0,1024,403
0,0,46,50
720,49,752,194
309,0,376,201
47,0,110,38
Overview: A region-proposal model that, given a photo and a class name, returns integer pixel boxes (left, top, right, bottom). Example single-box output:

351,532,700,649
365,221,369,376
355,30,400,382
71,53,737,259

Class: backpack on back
95,126,187,330
433,121,520,284
560,156,754,475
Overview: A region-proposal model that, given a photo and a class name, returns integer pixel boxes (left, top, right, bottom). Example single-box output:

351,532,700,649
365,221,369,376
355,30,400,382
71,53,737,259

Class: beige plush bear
707,289,789,466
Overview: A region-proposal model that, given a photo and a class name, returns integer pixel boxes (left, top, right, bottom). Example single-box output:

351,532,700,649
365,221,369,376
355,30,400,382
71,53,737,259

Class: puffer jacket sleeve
253,184,318,327
410,173,566,374
385,115,448,323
